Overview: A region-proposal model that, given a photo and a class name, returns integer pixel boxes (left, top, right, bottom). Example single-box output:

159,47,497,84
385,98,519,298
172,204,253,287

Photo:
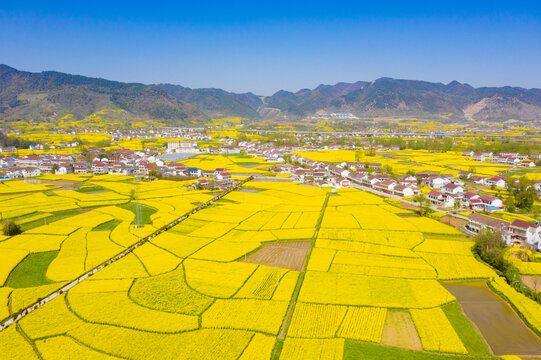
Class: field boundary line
271,192,333,359
0,177,253,332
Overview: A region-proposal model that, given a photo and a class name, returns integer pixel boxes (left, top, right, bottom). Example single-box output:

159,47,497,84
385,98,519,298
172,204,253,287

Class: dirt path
444,281,541,357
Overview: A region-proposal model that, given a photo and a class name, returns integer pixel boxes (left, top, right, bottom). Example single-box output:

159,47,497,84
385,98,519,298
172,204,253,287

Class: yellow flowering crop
410,307,467,354
90,253,148,280
202,299,288,335
417,252,495,280
316,239,417,258
307,248,335,272
46,227,91,281
318,229,424,249
280,338,344,360
272,271,300,301
0,234,67,252
36,335,116,360
0,325,40,360
288,303,347,338
132,242,181,275
413,239,474,255
239,333,276,360
19,294,84,339
184,259,257,298
405,217,462,235
0,248,28,285
68,291,199,332
337,306,387,342
298,271,454,308
235,265,288,299
150,232,212,258
130,268,213,316
84,230,123,270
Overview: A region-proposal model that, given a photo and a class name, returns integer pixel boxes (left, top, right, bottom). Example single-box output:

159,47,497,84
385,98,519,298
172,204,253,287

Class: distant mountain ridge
0,65,208,126
258,78,541,121
1,64,541,124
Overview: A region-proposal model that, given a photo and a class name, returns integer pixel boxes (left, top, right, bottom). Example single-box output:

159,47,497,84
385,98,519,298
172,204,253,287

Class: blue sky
1,1,540,95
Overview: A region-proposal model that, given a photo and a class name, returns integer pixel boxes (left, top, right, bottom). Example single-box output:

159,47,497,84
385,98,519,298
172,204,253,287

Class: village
2,134,541,253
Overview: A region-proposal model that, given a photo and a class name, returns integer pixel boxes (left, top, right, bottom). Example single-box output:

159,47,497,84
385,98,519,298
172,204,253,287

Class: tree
505,195,516,213
148,170,161,179
413,194,432,216
468,166,476,175
354,150,364,163
2,220,22,236
383,164,393,175
508,176,537,211
472,229,516,282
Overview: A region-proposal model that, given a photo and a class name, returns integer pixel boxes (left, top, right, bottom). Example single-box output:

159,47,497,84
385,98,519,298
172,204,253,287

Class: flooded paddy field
444,281,541,357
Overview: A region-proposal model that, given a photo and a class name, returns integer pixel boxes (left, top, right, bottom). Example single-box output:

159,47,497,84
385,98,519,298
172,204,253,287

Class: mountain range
1,64,541,125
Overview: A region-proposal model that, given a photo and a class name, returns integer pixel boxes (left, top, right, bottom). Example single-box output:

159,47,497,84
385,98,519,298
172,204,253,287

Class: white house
478,194,503,208
429,176,447,189
472,154,486,162
393,184,414,197
427,190,454,208
441,183,464,196
56,164,73,174
509,220,541,250
487,176,506,188
92,162,109,174
472,176,486,185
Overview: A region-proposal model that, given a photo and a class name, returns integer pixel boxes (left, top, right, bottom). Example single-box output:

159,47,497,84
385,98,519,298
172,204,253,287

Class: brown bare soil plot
45,180,82,189
242,241,311,271
381,309,422,351
396,202,420,211
521,276,541,293
439,216,467,228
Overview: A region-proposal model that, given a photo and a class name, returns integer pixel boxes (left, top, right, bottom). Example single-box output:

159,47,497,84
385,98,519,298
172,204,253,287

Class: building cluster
165,141,199,154
463,150,538,167
269,154,511,212
466,212,541,250
0,146,238,190
311,113,358,119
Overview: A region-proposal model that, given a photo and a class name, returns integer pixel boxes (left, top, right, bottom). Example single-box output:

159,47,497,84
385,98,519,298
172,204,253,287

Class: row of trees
371,136,540,155
0,132,34,149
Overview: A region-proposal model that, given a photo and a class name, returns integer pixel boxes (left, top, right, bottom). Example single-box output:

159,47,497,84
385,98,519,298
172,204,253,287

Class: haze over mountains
1,64,541,125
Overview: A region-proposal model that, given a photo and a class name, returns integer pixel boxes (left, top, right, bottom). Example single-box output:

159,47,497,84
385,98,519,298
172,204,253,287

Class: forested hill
0,65,209,126
2,64,541,123
258,78,541,121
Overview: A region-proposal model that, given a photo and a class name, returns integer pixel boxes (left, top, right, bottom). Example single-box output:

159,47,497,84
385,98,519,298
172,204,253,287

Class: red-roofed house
441,183,464,196
509,220,541,249
479,194,503,208
373,179,396,194
487,176,506,188
393,184,414,197
427,190,455,208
